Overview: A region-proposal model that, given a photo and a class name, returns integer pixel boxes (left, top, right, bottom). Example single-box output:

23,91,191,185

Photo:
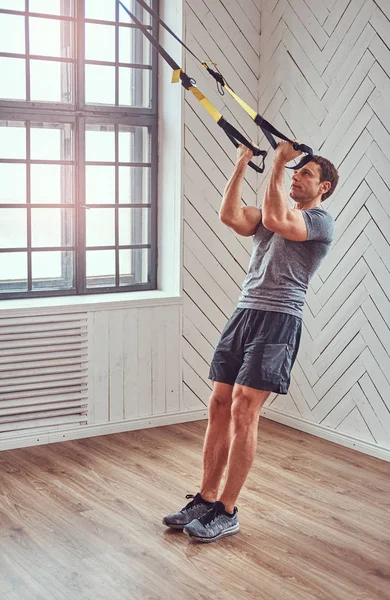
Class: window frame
0,0,158,300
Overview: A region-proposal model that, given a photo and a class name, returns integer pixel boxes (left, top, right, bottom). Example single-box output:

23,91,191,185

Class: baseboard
261,407,390,463
0,409,208,452
3,406,389,463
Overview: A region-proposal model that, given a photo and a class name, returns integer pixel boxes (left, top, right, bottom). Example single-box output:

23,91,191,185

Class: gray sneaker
184,501,239,542
162,493,214,529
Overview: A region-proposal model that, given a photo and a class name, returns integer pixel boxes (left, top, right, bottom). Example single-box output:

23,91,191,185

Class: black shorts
209,308,302,394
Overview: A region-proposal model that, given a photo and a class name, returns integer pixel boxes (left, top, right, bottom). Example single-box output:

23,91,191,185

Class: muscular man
163,141,339,543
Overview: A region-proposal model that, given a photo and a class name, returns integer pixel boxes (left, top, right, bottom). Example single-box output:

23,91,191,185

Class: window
0,0,158,299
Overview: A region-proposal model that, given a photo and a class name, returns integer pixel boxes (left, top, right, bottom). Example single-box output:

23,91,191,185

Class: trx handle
218,118,267,174
206,69,315,170
254,115,314,170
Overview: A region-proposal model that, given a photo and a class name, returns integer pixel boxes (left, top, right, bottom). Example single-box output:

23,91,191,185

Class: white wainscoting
0,300,209,451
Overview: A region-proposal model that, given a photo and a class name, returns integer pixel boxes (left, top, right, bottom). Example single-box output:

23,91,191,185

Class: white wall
182,0,261,411
182,0,390,461
0,296,193,451
1,0,389,462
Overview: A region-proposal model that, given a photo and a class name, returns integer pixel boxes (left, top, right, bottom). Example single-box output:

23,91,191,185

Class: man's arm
262,142,308,242
219,146,262,237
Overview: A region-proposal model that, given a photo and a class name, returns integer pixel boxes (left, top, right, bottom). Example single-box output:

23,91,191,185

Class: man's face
290,162,326,203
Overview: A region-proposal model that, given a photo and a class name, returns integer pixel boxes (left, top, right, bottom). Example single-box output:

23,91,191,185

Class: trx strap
119,0,313,172
119,0,266,173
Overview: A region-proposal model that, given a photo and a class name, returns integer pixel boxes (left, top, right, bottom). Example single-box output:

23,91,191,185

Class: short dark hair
310,156,339,202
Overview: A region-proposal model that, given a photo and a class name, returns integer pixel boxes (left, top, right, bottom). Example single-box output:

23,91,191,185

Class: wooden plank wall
87,304,182,424
182,0,390,455
182,0,261,410
0,302,183,450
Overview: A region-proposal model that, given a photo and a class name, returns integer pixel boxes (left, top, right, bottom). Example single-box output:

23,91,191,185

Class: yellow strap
171,67,222,122
200,61,258,121
224,85,257,120
188,87,222,122
172,68,181,83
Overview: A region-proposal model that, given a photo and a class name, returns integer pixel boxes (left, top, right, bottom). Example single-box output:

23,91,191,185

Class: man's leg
162,381,233,529
200,381,234,502
218,384,270,513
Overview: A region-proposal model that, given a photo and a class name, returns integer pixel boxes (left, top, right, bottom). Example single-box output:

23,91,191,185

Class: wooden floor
0,419,389,600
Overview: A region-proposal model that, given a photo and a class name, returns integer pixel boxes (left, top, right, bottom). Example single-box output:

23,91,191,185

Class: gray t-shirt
237,207,335,318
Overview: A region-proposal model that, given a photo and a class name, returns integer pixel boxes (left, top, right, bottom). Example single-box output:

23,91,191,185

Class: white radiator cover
0,301,188,451
0,313,88,434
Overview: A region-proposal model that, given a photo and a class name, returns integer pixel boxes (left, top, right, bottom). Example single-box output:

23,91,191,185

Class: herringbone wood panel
182,0,390,454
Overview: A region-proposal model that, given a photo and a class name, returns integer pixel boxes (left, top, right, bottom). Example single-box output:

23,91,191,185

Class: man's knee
208,384,233,419
231,386,269,431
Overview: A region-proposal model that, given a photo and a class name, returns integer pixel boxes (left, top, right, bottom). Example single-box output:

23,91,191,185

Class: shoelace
182,493,200,511
198,502,224,526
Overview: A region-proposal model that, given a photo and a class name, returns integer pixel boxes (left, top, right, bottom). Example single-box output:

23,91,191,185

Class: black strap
119,1,265,174
120,0,205,67
254,115,314,169
205,67,315,169
121,0,313,174
118,0,182,72
218,118,267,173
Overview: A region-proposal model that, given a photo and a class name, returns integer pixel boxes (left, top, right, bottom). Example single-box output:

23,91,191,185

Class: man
163,140,339,542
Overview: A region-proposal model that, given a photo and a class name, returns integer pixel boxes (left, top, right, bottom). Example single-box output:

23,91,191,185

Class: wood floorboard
0,419,389,600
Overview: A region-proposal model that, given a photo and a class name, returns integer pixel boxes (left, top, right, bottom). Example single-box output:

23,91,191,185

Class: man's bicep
263,209,308,241
241,206,262,236
223,206,262,237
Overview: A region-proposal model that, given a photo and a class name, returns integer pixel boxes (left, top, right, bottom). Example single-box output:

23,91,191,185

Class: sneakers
184,501,239,543
162,493,214,529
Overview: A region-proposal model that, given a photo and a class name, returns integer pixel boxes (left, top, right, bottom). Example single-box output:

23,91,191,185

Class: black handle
218,118,267,173
225,133,266,173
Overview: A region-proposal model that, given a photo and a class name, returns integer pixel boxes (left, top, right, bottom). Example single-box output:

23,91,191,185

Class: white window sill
0,290,184,317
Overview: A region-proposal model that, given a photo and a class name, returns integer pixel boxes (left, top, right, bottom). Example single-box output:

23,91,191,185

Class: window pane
119,167,150,204
0,58,26,100
0,252,27,292
119,27,151,65
0,1,25,9
119,127,150,163
85,0,152,24
31,165,72,204
29,18,73,58
119,207,150,246
118,0,152,26
0,122,26,159
86,166,115,204
0,14,25,54
0,208,27,248
30,123,73,161
0,164,26,203
31,208,73,247
85,64,115,105
85,23,115,62
32,251,73,289
86,250,115,287
119,67,151,108
30,60,73,103
86,208,115,247
119,248,149,285
85,0,116,22
86,127,115,162
29,0,72,16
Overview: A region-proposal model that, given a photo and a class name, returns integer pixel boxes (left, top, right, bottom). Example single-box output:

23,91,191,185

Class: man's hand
236,143,255,165
274,140,303,164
